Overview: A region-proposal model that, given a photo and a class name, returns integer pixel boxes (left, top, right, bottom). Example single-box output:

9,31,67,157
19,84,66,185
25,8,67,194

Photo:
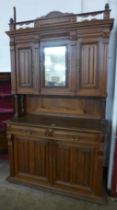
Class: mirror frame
43,45,68,88
40,39,75,95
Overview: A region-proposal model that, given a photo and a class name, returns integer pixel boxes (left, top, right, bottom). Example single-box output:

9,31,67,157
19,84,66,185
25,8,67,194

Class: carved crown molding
40,11,74,19
34,11,76,27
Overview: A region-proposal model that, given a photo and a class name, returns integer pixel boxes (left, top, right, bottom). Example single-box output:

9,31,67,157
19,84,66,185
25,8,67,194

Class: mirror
44,46,67,87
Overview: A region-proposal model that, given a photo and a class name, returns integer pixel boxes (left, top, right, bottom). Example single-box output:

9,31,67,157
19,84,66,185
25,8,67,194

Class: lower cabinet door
9,133,104,201
52,139,103,199
13,135,50,185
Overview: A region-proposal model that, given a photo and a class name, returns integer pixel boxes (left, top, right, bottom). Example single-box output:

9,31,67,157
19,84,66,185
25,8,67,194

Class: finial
9,18,14,24
104,3,110,19
13,6,16,23
9,7,17,30
105,3,109,10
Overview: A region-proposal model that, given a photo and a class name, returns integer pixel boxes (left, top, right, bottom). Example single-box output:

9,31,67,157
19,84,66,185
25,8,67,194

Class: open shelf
0,72,13,155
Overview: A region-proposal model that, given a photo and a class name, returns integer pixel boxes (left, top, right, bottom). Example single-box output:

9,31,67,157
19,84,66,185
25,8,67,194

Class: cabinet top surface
7,114,107,133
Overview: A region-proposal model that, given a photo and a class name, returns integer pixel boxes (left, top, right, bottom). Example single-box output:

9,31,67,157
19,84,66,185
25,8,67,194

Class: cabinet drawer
7,125,45,137
53,129,103,144
7,124,104,144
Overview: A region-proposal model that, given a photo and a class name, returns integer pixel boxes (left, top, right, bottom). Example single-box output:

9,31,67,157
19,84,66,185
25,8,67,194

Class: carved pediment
34,11,76,27
40,11,74,18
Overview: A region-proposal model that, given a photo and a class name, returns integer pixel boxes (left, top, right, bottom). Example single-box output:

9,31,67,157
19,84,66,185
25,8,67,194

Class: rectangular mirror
44,46,67,87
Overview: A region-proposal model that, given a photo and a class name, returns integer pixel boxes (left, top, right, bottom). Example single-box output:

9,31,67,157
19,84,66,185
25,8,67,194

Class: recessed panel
80,44,97,89
18,48,32,88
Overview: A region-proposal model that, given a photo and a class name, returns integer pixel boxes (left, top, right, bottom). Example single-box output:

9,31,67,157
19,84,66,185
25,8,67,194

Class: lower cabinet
7,127,104,203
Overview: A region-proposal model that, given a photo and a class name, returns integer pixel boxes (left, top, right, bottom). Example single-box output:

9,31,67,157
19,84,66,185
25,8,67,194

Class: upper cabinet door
76,37,107,96
40,40,75,95
16,43,40,94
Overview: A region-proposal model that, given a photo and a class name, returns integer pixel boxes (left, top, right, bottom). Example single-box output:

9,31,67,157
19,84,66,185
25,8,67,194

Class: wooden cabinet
7,118,104,202
6,4,113,203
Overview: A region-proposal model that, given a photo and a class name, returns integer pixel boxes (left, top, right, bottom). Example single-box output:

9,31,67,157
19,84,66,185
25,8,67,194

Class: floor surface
0,160,117,210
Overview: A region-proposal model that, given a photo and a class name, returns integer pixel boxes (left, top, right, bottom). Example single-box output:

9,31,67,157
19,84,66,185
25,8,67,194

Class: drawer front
7,124,45,137
7,123,104,145
53,129,104,144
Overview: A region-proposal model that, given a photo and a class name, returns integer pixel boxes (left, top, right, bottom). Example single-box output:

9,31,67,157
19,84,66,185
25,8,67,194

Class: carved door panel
16,43,39,94
77,38,107,96
52,139,103,198
13,135,50,185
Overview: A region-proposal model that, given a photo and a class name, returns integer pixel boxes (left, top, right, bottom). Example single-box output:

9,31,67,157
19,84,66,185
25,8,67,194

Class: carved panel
16,43,39,94
13,135,49,183
17,47,32,87
80,44,97,88
77,38,106,96
53,140,103,197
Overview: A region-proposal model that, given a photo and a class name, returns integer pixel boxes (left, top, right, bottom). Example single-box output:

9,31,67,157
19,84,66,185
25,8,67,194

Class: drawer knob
72,136,80,142
45,128,54,137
